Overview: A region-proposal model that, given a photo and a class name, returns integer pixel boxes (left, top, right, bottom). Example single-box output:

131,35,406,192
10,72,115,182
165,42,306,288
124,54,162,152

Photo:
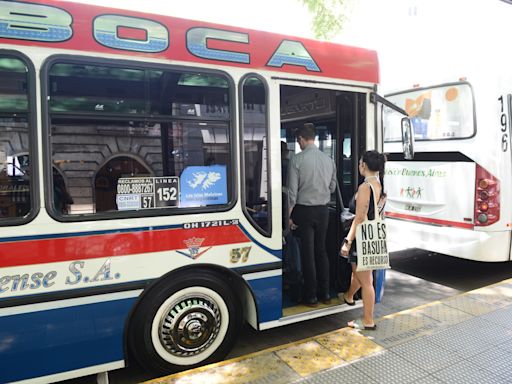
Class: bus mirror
401,117,415,160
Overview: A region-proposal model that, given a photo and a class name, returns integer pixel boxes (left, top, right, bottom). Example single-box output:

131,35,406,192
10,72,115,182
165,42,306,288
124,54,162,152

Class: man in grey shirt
288,123,336,307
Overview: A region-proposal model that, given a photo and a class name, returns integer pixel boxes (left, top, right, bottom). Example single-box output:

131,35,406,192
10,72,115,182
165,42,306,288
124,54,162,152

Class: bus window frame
40,55,238,222
0,49,39,227
383,81,477,143
239,73,272,237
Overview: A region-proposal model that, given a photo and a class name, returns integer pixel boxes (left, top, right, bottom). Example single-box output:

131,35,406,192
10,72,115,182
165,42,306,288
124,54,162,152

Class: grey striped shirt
287,143,336,208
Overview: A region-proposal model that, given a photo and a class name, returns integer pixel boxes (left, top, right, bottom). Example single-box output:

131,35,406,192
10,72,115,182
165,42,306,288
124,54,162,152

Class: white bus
383,76,512,261
0,0,408,382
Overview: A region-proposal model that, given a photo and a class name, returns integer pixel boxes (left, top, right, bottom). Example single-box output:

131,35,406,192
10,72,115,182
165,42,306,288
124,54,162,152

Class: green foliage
299,0,352,40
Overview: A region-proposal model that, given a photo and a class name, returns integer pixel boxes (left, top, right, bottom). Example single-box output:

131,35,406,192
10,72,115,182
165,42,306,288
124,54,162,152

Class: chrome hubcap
159,295,221,357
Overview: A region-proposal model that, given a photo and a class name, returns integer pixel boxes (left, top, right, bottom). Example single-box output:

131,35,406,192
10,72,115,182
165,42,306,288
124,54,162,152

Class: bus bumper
386,218,512,262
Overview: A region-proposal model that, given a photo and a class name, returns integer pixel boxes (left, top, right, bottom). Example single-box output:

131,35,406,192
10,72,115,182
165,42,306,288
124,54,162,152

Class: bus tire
128,272,242,375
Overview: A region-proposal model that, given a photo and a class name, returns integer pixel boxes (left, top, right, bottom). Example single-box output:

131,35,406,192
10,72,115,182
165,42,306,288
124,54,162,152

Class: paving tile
424,318,509,358
351,350,429,384
432,359,510,384
156,353,301,384
496,337,512,352
467,347,512,373
441,295,498,316
275,340,343,377
413,302,473,326
478,305,512,329
389,337,464,373
491,362,512,384
411,375,444,384
467,285,512,308
298,364,378,384
316,328,384,362
369,313,440,348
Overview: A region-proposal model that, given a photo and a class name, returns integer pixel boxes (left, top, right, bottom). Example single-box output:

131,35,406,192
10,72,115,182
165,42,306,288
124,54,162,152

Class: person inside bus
53,168,74,214
340,150,386,330
281,140,290,186
287,123,336,307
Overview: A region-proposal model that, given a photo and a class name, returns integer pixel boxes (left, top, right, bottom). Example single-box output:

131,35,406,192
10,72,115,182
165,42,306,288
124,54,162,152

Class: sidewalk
145,278,512,384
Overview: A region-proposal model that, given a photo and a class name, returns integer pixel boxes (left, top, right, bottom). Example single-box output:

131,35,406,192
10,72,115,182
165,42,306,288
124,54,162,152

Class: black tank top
348,182,380,220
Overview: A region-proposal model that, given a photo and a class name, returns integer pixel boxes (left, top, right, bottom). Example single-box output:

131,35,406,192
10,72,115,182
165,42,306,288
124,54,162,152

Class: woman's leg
355,270,375,326
345,263,361,302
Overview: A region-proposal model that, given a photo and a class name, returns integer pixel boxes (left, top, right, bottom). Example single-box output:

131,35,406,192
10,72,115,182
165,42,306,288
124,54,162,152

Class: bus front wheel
128,273,242,375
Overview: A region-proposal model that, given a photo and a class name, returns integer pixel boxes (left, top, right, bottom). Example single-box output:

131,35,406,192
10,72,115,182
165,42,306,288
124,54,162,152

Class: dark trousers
291,205,330,301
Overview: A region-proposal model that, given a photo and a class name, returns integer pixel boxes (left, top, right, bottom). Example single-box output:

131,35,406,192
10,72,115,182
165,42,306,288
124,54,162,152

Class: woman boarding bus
0,1,406,382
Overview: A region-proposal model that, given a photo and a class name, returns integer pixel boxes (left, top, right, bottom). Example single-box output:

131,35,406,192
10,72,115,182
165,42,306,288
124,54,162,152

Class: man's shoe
319,295,331,305
302,298,318,308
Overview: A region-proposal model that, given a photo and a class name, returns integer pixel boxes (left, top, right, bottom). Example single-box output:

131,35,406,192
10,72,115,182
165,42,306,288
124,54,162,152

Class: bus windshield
383,83,475,142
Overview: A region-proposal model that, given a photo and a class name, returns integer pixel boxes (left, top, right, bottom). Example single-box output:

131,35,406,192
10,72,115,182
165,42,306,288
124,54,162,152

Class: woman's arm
341,183,370,255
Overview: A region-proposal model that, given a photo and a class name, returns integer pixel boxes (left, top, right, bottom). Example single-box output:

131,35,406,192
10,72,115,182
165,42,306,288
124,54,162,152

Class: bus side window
241,75,271,236
0,55,33,223
47,62,232,217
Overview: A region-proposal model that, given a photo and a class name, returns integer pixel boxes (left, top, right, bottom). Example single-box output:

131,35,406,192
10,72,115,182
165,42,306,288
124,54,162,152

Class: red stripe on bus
385,212,474,229
0,225,249,268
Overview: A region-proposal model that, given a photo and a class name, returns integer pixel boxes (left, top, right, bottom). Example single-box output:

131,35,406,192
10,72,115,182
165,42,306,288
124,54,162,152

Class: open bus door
279,84,366,317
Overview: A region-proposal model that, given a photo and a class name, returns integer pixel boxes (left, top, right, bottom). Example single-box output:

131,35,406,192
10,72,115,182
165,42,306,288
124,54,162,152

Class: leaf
299,0,353,40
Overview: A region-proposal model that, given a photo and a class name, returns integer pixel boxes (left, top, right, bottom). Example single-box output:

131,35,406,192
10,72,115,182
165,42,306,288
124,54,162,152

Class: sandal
348,319,377,330
342,293,356,306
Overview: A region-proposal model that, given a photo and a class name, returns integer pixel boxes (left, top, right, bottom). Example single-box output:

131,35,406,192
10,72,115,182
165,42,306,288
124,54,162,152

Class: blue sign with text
180,165,228,207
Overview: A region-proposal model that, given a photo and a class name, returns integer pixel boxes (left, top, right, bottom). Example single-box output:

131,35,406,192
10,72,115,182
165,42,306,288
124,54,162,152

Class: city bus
383,77,512,261
0,1,402,382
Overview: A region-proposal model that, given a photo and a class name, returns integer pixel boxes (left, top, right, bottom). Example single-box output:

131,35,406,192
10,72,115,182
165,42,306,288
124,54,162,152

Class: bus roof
0,0,379,84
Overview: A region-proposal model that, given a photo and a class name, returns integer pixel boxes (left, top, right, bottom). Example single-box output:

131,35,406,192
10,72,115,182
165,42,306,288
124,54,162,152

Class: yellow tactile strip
316,328,384,361
275,340,343,376
144,278,512,384
148,353,300,384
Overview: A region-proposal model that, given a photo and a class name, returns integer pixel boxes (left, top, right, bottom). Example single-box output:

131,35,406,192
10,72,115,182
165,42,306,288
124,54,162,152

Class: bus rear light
474,165,500,226
478,179,489,189
479,190,489,200
477,213,488,224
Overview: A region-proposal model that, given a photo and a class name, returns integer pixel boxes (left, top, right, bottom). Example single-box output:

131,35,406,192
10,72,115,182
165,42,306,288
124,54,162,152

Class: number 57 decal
230,247,252,263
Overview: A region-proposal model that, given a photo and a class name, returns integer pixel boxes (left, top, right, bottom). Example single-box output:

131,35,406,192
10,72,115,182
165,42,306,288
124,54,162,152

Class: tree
299,0,353,40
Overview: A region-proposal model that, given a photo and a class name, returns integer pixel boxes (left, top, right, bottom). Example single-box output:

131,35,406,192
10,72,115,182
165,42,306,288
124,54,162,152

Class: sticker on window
116,176,179,210
180,165,228,207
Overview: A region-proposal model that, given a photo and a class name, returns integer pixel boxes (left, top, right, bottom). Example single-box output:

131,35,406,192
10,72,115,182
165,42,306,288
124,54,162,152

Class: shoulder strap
366,182,379,220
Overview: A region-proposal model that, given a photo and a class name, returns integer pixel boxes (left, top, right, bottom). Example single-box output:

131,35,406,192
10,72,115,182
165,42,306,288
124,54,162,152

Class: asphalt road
64,248,512,384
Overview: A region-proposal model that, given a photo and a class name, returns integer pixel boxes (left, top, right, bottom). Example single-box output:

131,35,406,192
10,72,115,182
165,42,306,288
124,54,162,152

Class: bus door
279,84,366,314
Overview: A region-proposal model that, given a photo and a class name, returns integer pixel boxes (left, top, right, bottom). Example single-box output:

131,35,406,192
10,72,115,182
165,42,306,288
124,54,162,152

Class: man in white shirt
288,123,336,307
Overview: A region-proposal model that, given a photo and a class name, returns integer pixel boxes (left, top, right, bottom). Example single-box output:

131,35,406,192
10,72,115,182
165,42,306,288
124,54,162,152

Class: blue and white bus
0,1,398,382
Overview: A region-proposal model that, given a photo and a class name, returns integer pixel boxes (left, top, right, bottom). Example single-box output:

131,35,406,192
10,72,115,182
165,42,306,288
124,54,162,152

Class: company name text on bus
0,1,321,73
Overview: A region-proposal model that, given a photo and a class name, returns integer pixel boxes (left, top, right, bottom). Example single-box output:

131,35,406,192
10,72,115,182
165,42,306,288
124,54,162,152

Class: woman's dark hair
362,150,387,195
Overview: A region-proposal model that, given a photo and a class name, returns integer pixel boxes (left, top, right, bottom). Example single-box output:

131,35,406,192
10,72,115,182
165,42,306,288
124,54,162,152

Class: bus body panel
0,293,137,383
387,215,511,262
385,161,475,229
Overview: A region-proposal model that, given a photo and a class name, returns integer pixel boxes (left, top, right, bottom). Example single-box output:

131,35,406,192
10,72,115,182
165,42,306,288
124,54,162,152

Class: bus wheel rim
159,294,221,356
